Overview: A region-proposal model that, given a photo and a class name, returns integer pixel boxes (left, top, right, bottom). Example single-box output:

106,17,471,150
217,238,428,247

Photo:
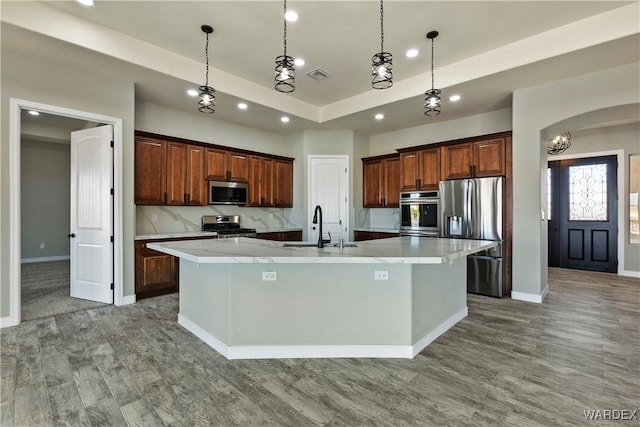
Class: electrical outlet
40,243,46,249
262,271,277,281
151,214,158,222
374,270,389,280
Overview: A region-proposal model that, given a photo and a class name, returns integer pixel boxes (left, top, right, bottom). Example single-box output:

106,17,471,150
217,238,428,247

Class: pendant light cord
204,32,210,87
283,0,288,58
379,0,384,53
430,37,435,90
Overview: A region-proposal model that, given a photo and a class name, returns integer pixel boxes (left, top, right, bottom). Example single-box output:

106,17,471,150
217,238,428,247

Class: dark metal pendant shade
275,55,295,93
198,25,216,114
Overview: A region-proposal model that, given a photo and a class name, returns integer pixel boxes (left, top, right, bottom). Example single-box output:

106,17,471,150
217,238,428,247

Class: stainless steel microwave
208,181,248,205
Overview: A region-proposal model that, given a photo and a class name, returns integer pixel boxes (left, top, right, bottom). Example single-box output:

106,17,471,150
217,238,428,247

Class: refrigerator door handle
465,179,474,237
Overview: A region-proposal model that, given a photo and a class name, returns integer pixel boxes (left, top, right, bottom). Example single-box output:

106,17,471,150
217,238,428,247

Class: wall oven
399,190,440,237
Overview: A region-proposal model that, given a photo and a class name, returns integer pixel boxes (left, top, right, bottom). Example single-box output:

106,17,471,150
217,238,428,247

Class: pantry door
308,155,349,243
548,155,617,272
70,125,114,303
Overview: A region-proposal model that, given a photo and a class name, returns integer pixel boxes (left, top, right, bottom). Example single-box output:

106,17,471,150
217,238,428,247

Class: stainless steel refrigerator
439,177,504,297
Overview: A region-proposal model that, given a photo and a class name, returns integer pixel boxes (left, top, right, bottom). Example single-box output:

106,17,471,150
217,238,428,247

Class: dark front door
548,155,618,272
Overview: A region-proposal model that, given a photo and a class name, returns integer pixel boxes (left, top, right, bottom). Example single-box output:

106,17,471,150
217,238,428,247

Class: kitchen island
148,236,496,359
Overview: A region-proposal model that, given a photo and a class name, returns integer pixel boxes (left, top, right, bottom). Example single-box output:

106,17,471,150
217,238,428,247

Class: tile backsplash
136,205,302,235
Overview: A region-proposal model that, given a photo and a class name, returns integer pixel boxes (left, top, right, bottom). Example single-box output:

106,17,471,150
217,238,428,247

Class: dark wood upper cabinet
274,159,294,207
399,148,440,191
206,148,249,182
362,155,400,208
135,136,167,205
440,138,505,180
185,145,206,206
248,155,275,207
165,142,187,205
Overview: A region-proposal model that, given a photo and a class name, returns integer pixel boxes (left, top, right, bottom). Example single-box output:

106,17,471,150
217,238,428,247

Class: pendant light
371,0,392,89
275,0,295,93
197,25,216,114
547,132,572,155
424,30,441,116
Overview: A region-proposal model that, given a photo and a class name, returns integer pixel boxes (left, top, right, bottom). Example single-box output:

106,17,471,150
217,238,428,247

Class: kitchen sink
282,242,358,248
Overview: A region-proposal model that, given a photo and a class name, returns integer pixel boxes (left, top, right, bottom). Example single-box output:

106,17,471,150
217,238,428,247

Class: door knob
312,226,316,230
67,233,76,238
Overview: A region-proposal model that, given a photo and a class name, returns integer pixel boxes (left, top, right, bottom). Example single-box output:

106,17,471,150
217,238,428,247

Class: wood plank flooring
1,268,638,426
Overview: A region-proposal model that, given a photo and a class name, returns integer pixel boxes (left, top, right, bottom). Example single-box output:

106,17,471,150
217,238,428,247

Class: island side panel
227,264,413,346
411,258,467,344
179,260,231,343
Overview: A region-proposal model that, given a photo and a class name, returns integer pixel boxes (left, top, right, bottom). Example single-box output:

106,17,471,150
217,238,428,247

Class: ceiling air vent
305,67,332,81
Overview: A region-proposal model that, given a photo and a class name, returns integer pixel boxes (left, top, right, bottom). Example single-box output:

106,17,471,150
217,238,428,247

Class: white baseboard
620,270,640,278
411,307,468,357
21,255,70,263
511,291,544,303
0,316,18,328
179,307,468,360
119,295,136,306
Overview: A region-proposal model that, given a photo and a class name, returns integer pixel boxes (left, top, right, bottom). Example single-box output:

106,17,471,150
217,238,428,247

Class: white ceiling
2,1,639,135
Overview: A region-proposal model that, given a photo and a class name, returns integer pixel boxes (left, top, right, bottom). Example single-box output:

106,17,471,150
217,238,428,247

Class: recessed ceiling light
449,94,461,102
294,58,305,67
406,48,419,58
280,116,290,123
28,110,40,116
76,0,95,6
284,10,298,22
187,89,198,97
237,102,248,110
374,113,384,120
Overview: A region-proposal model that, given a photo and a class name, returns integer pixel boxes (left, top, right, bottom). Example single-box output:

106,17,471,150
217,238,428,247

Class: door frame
547,149,625,275
7,98,124,327
307,155,350,242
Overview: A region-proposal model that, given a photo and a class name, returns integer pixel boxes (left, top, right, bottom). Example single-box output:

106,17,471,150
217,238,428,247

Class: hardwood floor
1,268,638,426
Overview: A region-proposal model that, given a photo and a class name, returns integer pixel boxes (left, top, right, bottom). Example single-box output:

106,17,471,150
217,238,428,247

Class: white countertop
147,236,496,265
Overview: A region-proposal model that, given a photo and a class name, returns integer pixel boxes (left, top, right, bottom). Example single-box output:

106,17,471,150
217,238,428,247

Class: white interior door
70,125,113,303
308,155,349,242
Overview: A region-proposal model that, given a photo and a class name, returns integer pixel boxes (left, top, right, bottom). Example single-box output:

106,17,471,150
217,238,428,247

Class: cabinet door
417,148,440,190
441,143,473,180
135,137,166,204
247,156,262,206
228,152,249,182
135,242,178,296
186,145,206,205
382,158,400,207
261,158,274,207
474,138,505,177
165,142,187,205
363,160,383,207
274,159,293,207
399,152,419,191
205,148,228,181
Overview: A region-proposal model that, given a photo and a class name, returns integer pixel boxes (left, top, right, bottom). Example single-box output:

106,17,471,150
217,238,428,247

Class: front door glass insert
569,163,607,221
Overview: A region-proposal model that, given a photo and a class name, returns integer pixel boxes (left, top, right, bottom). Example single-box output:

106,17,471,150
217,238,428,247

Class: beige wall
1,47,136,318
20,139,70,260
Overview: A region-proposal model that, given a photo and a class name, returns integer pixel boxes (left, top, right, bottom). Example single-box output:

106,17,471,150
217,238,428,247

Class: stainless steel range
202,215,257,238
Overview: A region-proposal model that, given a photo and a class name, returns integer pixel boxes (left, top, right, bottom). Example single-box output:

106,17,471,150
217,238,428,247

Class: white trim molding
179,307,467,360
7,98,124,328
620,270,640,278
511,291,545,304
0,317,17,328
121,295,137,306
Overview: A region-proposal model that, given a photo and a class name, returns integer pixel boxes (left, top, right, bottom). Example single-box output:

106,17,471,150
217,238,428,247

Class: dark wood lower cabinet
255,230,303,241
354,231,399,241
135,236,217,300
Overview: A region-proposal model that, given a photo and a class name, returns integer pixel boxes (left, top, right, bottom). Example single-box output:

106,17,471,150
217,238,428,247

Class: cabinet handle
417,179,421,189
415,179,418,189
163,192,167,204
382,198,386,207
469,165,473,177
226,170,231,181
186,194,191,205
472,164,476,176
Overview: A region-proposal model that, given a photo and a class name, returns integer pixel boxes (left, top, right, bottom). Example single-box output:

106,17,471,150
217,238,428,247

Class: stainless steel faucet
312,205,330,248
